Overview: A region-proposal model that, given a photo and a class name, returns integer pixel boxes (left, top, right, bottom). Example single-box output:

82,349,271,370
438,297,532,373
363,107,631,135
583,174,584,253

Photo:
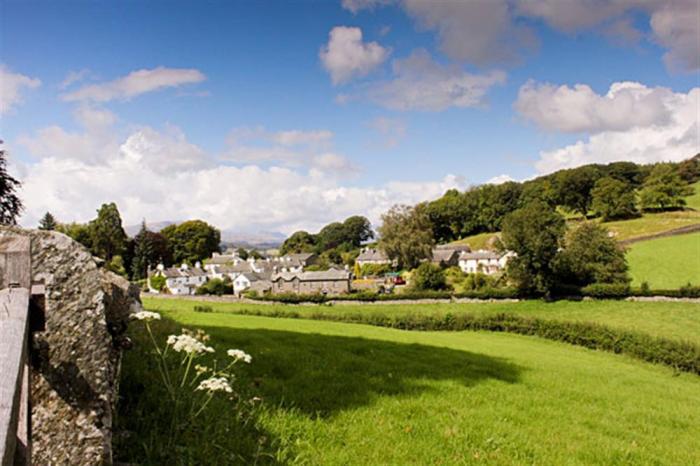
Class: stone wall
0,227,141,466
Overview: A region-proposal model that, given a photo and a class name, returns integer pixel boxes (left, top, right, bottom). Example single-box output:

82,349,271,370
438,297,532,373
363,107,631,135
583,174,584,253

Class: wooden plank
0,236,31,290
0,288,30,466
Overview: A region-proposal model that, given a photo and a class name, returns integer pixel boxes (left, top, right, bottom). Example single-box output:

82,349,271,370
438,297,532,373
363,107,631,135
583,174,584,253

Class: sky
1,0,698,236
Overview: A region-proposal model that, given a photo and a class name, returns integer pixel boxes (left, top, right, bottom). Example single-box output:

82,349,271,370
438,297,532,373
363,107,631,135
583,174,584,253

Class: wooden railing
0,235,42,466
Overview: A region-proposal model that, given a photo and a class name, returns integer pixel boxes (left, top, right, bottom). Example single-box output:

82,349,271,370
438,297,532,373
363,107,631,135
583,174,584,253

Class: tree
639,163,694,211
519,179,557,208
161,220,221,265
236,247,249,260
131,222,173,280
0,149,22,225
500,201,566,296
279,230,317,255
677,154,700,184
378,204,434,270
89,203,128,261
590,177,638,221
56,222,93,250
38,212,58,230
555,222,629,286
342,216,374,247
553,166,601,216
317,222,348,251
411,263,446,291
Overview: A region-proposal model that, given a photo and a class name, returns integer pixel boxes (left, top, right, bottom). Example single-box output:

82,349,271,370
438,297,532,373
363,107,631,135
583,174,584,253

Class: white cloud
12,124,464,234
343,0,700,72
272,130,334,146
486,174,515,185
365,49,506,111
515,80,675,133
59,69,90,89
0,65,41,115
369,117,406,147
320,26,390,85
61,67,206,102
535,87,699,173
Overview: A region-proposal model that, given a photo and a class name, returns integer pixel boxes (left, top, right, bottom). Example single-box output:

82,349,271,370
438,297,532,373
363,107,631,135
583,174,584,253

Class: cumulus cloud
59,69,91,89
486,174,516,185
515,80,676,133
320,26,390,85
364,49,506,111
0,65,41,115
12,123,464,234
61,66,206,102
343,0,700,72
534,87,699,173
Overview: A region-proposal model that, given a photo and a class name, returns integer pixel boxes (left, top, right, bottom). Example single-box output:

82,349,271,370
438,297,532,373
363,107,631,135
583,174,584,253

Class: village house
232,271,272,295
150,263,208,295
356,248,391,266
430,245,471,267
271,269,351,295
458,250,514,275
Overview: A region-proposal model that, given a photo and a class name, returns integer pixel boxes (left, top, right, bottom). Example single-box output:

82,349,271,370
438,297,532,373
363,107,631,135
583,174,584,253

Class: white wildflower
167,334,215,354
227,349,252,363
132,311,161,321
196,376,233,393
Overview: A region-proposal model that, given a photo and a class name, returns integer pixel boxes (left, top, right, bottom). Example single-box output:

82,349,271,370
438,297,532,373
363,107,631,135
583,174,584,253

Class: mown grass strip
180,305,700,375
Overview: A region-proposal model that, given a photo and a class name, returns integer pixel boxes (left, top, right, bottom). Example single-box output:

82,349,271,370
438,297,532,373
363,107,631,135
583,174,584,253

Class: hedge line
223,307,700,375
247,284,700,303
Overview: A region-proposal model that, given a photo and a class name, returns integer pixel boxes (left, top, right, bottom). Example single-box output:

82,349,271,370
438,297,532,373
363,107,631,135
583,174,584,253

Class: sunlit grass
627,232,700,289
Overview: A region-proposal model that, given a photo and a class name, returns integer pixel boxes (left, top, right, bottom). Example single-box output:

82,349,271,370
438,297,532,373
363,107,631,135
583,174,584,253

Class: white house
150,263,208,295
233,272,271,295
458,250,514,275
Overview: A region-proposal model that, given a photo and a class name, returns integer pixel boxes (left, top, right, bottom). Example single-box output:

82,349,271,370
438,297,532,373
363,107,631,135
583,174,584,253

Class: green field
143,297,700,345
626,232,700,289
120,306,700,465
685,181,700,210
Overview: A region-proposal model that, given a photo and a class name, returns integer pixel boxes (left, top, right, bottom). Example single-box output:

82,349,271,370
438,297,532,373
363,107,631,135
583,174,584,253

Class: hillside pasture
118,309,700,465
626,232,700,289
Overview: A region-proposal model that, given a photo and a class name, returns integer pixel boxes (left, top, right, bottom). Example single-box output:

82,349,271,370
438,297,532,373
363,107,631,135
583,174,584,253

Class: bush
411,263,447,291
581,283,631,299
196,278,233,296
359,263,393,277
149,275,167,292
194,305,213,313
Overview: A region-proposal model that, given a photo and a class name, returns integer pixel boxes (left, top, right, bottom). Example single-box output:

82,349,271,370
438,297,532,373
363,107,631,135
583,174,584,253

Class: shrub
410,263,447,291
149,275,167,292
359,263,393,277
194,305,213,313
196,278,233,296
640,281,651,296
581,283,631,299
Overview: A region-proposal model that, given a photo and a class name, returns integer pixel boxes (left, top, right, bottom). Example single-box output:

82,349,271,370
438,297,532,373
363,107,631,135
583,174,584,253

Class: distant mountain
125,221,286,249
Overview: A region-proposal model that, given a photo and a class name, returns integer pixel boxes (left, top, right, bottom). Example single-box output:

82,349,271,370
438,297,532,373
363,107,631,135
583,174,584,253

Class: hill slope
627,231,700,288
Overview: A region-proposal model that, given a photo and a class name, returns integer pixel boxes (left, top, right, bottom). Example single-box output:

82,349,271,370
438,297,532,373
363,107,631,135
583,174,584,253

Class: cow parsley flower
227,349,252,363
131,311,161,321
196,377,233,393
167,334,215,354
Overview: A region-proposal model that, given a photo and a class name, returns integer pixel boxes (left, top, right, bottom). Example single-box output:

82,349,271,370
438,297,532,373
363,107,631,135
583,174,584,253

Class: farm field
627,232,700,289
143,296,700,345
121,309,700,465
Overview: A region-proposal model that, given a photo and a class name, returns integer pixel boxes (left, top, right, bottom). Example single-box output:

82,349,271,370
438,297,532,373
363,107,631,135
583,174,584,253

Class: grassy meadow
119,305,700,465
626,232,700,289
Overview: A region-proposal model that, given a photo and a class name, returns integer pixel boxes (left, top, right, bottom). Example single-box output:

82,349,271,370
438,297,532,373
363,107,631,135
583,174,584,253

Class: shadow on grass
199,325,522,418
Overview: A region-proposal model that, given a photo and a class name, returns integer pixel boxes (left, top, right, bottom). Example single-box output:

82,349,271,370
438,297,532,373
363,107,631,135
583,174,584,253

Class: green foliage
161,220,221,265
236,247,249,260
280,216,373,256
342,215,374,247
581,283,631,299
359,263,392,277
38,211,58,230
677,154,700,184
410,263,447,291
590,176,638,221
639,163,694,211
194,305,213,313
89,203,128,261
279,230,317,255
107,255,127,276
379,204,434,269
149,275,167,292
196,278,233,296
56,222,94,250
131,222,172,280
501,201,566,296
0,149,22,225
555,222,630,286
553,165,601,215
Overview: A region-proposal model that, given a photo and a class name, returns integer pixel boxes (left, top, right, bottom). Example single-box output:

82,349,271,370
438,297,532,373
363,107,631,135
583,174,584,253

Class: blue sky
1,0,698,234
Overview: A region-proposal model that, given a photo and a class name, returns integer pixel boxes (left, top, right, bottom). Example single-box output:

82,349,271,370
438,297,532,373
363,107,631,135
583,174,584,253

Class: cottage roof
431,249,459,263
272,269,350,282
356,248,388,262
207,255,237,265
434,244,472,253
459,250,500,260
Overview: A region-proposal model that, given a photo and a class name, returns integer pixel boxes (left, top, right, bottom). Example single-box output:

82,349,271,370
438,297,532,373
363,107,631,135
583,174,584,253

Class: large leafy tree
161,220,221,265
590,176,638,221
553,166,601,216
279,230,317,255
411,262,447,291
639,163,694,211
0,149,22,225
89,203,128,261
131,221,173,280
378,204,434,270
56,222,93,250
38,212,58,230
342,215,374,247
500,201,566,296
555,222,629,286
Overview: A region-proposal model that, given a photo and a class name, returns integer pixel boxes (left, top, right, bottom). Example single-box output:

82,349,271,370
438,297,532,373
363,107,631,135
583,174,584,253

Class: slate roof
459,250,500,260
272,269,351,282
356,248,389,262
